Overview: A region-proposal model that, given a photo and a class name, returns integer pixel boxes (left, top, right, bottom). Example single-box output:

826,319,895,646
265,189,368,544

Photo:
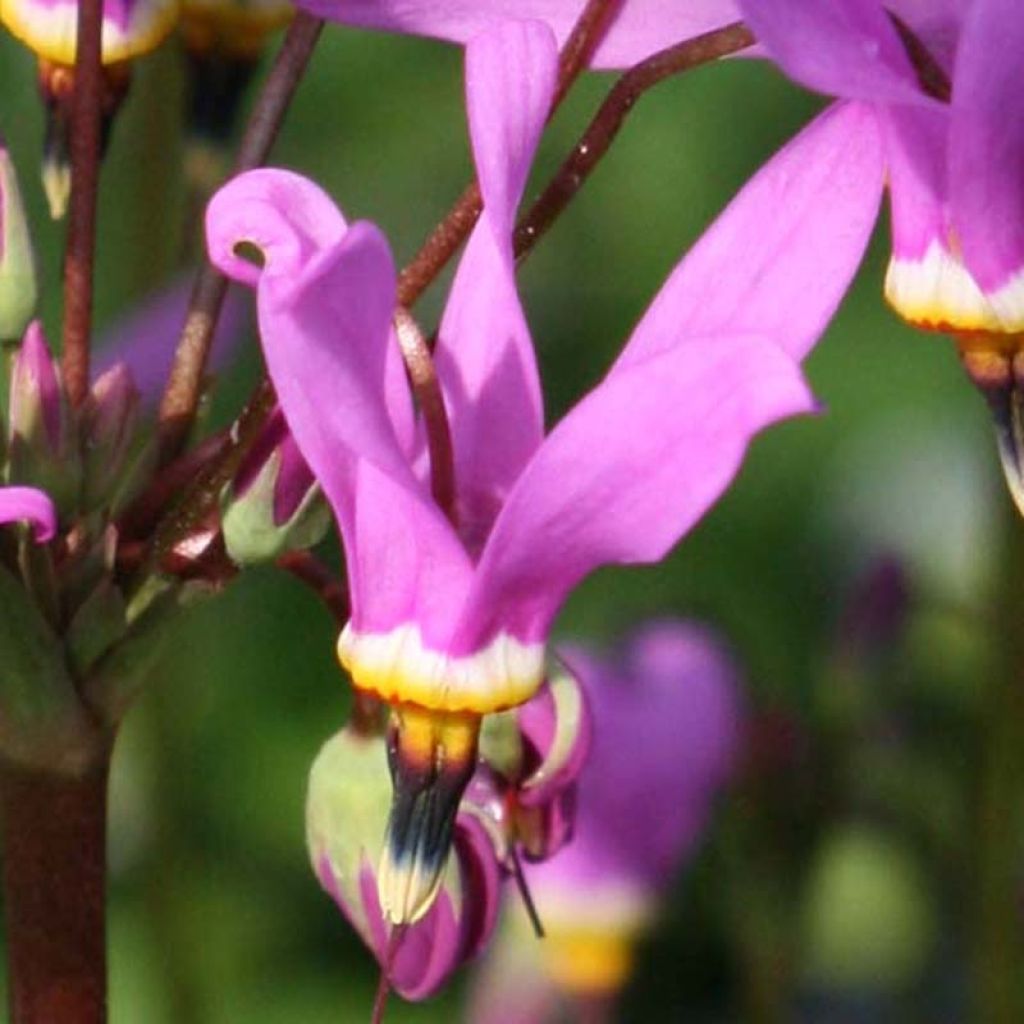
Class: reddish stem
157,11,324,464
276,549,350,624
393,309,457,524
2,750,111,1024
514,22,756,260
395,0,622,308
61,0,104,407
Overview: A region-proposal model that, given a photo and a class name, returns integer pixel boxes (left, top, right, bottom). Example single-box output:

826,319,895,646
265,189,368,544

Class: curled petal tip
0,485,57,542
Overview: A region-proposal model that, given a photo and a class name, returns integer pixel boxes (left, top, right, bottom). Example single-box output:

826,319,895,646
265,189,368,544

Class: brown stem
157,11,324,465
2,749,112,1024
514,21,755,260
393,308,457,523
276,549,350,625
395,0,622,308
61,0,104,408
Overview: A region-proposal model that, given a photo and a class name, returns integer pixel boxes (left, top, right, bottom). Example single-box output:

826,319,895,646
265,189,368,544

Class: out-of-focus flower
292,0,742,69
306,719,503,1000
1,0,179,216
94,276,250,403
220,405,329,565
736,0,1024,509
467,621,741,1022
208,15,848,927
0,136,37,343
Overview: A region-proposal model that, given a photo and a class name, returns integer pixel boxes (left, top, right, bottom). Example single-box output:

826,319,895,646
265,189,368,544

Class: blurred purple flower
95,276,250,404
467,620,742,1022
206,15,829,926
290,0,742,68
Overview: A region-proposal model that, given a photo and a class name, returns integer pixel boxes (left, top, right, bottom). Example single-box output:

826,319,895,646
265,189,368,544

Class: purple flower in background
292,0,741,68
467,621,742,1023
206,16,826,926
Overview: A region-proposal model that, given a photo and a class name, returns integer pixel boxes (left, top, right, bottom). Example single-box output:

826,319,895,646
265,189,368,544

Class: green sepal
221,459,330,567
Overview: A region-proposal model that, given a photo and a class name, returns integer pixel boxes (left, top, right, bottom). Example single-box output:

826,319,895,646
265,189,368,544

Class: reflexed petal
948,0,1024,326
737,0,926,104
617,102,884,366
0,485,57,542
454,334,814,650
435,21,554,535
0,0,178,63
207,169,470,640
293,0,741,69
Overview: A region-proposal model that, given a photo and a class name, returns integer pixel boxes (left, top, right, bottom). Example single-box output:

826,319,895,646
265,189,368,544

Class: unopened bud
8,322,81,515
0,138,38,341
221,411,328,565
81,362,140,511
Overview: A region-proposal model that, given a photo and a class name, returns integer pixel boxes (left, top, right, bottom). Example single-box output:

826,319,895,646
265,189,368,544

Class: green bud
0,138,38,343
221,448,330,566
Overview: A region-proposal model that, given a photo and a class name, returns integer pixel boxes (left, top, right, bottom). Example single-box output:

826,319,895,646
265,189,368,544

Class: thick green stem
1,748,112,1024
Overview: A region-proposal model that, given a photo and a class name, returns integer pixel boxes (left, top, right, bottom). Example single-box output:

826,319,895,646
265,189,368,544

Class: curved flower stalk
466,620,741,1023
0,0,179,216
207,19,825,927
293,0,742,69
735,0,1024,509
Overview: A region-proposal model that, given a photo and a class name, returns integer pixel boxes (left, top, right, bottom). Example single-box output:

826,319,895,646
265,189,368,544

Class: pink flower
206,19,823,926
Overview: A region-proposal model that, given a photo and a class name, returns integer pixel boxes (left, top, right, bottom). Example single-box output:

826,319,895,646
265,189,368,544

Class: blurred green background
1,15,1020,1022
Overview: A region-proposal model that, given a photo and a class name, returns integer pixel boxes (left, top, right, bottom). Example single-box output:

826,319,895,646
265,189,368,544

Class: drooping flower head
466,620,742,1023
736,0,1024,507
1,0,179,216
207,19,827,927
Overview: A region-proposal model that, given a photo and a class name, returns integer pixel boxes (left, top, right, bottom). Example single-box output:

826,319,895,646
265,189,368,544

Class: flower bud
80,362,140,511
0,138,38,342
221,409,329,565
306,724,501,1001
8,321,81,516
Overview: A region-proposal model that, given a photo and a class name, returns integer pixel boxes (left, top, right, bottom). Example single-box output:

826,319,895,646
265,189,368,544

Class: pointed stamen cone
960,344,1024,517
378,705,480,925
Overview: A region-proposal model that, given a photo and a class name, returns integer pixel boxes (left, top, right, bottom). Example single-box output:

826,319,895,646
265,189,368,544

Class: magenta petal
948,0,1024,301
454,334,814,650
294,1,741,69
738,0,927,104
206,169,471,638
435,21,555,538
618,101,885,366
0,485,57,541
